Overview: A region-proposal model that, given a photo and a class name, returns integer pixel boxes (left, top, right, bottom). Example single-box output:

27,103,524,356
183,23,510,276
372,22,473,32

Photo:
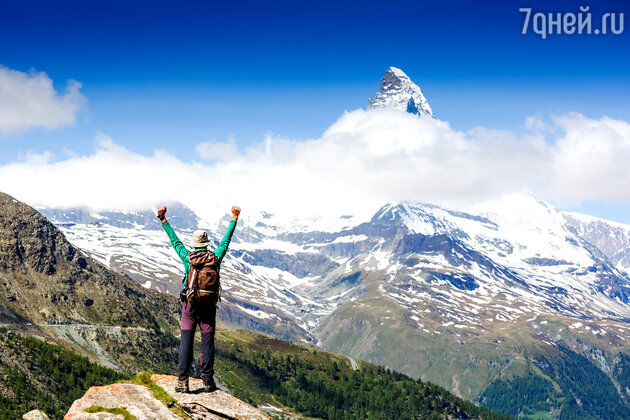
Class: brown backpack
184,250,221,304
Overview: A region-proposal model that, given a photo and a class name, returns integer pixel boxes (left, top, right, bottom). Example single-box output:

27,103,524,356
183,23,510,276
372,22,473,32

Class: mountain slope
212,329,511,420
0,192,181,373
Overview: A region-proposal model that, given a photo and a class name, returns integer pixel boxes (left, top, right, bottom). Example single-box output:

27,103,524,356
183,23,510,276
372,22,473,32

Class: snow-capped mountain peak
368,67,434,117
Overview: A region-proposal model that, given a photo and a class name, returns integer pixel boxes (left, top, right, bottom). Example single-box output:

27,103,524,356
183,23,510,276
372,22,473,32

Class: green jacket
162,219,237,287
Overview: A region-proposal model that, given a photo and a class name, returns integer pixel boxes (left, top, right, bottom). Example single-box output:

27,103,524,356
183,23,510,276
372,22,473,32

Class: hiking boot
202,378,218,392
175,378,189,393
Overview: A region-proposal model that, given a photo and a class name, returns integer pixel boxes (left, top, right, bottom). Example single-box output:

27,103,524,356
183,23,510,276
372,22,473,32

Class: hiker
157,205,240,393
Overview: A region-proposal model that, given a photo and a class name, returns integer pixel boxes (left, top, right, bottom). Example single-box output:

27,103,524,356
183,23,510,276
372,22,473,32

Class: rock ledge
64,374,268,419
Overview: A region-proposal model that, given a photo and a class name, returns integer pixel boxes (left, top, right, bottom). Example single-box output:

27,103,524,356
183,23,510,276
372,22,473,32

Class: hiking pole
167,400,206,419
184,402,239,420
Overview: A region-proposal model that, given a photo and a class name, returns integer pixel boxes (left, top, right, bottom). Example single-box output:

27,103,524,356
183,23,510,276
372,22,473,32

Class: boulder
23,410,50,420
64,383,177,419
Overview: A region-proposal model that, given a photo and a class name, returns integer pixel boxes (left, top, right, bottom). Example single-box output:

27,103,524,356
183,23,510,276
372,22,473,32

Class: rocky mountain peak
0,192,72,277
368,67,434,117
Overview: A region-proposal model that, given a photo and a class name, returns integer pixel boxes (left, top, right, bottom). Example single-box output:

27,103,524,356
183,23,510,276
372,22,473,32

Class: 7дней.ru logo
520,6,624,39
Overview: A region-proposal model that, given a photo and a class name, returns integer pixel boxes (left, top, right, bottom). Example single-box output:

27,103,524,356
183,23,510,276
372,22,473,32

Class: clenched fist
231,206,241,221
157,206,167,223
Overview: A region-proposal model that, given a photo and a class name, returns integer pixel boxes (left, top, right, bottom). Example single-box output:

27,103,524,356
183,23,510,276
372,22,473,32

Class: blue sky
1,0,629,221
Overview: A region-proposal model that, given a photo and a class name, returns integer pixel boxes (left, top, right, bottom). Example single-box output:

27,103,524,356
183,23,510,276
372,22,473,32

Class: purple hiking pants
178,301,216,381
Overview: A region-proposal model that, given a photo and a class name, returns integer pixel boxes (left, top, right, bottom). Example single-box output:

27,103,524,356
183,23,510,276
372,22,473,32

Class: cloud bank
0,109,629,225
0,65,86,135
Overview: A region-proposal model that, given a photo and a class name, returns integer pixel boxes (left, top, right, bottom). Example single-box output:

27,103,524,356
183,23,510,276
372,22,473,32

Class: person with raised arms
157,204,240,393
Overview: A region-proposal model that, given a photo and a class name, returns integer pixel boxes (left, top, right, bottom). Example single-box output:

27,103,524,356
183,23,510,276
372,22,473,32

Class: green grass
127,372,188,419
522,410,555,420
84,406,137,419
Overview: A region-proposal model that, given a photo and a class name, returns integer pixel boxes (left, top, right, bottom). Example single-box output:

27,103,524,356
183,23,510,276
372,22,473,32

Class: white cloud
17,149,55,165
0,109,629,226
525,114,555,133
547,113,630,205
0,65,86,135
195,137,239,161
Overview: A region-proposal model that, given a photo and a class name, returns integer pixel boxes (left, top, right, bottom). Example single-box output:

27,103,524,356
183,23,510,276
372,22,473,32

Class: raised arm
157,206,190,263
214,206,240,262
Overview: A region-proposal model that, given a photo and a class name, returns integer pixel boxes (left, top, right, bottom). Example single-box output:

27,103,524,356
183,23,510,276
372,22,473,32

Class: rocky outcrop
64,375,268,420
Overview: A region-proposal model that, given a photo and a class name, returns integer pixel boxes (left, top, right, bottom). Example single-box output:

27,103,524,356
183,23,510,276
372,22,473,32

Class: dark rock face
0,191,179,329
380,68,405,92
328,272,362,289
524,257,570,266
231,249,339,278
392,233,452,256
427,271,479,291
0,194,75,275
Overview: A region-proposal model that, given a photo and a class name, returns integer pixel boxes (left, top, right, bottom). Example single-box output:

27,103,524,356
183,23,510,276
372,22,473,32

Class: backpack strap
209,251,221,302
189,266,199,287
187,254,201,300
